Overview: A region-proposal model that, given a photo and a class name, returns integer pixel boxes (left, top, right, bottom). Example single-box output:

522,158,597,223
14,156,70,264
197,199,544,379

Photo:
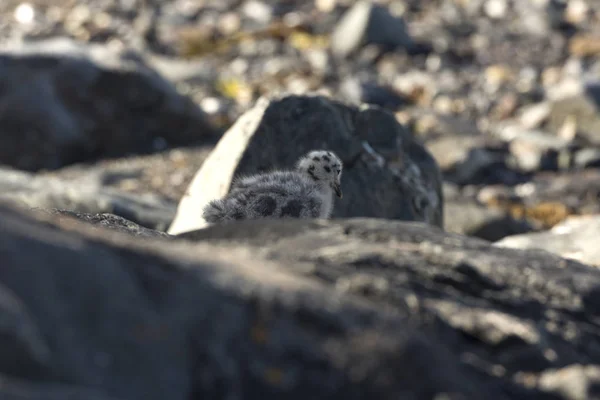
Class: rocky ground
2,0,600,398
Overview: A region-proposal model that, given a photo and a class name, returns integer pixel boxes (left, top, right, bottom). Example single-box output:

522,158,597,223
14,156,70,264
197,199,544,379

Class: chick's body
202,150,343,224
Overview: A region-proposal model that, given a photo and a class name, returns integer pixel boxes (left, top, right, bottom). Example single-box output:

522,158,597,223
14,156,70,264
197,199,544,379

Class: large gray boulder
1,205,600,398
0,38,218,171
168,94,443,234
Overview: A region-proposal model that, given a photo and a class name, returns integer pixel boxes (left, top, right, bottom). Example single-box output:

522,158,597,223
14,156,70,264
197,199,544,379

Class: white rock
518,102,551,130
495,215,600,266
14,3,35,24
484,0,508,19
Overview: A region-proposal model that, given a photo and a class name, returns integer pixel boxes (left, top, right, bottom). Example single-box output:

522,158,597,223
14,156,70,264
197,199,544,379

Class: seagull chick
202,150,343,224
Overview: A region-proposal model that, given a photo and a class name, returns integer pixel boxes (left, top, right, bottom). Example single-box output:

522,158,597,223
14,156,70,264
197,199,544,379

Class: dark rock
330,1,415,58
168,94,443,234
0,281,51,381
339,79,407,111
444,200,535,242
0,205,491,399
425,134,504,185
0,38,218,171
178,217,600,398
429,138,525,186
0,167,176,231
0,377,122,400
6,205,600,398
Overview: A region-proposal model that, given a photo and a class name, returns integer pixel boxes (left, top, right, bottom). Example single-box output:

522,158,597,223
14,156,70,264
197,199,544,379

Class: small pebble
200,97,223,114
433,95,453,114
315,0,336,13
485,65,512,92
242,0,272,24
565,0,589,25
484,0,508,19
218,12,241,35
14,3,35,24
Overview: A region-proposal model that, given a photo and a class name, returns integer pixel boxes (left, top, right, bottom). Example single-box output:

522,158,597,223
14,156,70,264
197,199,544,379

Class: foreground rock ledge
168,94,443,234
3,206,600,399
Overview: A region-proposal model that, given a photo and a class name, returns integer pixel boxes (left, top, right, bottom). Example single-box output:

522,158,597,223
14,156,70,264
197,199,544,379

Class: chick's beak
333,183,342,198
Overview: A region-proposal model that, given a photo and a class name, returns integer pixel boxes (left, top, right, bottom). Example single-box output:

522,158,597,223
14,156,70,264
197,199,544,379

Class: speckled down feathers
202,150,343,224
202,171,326,223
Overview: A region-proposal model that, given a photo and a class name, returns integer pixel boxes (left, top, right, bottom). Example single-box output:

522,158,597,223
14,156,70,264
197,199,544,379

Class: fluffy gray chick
202,150,343,224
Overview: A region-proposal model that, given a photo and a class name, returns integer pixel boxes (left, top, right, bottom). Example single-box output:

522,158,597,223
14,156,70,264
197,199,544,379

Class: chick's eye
324,166,331,172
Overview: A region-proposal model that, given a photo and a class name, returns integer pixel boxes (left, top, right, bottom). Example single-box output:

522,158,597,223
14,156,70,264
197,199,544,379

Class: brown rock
569,34,600,57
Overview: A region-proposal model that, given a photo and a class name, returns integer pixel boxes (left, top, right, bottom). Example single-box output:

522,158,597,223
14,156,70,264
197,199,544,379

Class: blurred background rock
1,0,600,262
